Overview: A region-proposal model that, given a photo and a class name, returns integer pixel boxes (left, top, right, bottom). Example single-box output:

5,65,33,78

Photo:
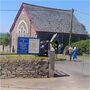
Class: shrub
64,39,90,55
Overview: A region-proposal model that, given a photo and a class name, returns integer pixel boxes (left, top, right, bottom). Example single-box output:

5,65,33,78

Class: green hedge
64,39,90,55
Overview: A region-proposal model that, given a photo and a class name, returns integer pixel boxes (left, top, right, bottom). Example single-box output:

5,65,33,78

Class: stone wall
0,60,49,79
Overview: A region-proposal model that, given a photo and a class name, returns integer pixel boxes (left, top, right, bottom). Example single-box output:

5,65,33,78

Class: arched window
17,20,28,37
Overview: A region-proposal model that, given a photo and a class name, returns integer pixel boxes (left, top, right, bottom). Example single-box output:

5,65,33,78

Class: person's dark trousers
69,54,72,61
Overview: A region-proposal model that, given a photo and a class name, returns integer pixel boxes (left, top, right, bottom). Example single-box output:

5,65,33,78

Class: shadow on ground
54,70,70,77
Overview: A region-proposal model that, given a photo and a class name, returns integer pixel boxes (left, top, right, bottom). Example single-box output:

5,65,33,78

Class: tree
0,33,11,51
64,39,90,55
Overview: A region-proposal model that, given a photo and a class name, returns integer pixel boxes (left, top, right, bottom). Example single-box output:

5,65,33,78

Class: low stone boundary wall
0,60,49,79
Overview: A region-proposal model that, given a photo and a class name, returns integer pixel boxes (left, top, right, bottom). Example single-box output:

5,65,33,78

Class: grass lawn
56,54,66,61
0,53,67,62
0,52,89,62
78,55,90,62
56,54,90,62
0,54,48,62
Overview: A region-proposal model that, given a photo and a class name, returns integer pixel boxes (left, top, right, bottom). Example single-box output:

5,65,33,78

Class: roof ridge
22,2,71,12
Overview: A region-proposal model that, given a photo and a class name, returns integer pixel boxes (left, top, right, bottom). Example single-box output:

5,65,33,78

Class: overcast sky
0,0,89,33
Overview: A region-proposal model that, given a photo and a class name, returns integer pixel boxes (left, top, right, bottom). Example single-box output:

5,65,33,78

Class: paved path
0,60,90,90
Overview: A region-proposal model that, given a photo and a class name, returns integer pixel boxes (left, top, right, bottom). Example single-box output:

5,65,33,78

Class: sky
0,0,90,33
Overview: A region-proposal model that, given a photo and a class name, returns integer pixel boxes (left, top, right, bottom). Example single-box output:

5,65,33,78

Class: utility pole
69,8,74,46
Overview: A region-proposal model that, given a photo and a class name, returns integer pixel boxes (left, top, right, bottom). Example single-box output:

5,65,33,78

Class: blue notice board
17,37,29,54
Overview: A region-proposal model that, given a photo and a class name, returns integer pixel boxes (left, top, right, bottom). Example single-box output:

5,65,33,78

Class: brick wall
11,8,37,53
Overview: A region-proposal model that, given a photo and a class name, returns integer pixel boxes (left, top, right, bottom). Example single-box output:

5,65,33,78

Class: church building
10,3,88,54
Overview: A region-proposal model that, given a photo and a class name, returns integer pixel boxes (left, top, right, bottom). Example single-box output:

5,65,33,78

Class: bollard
48,50,55,77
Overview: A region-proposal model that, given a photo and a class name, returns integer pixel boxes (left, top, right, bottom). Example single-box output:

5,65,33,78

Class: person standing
68,46,73,61
72,47,78,61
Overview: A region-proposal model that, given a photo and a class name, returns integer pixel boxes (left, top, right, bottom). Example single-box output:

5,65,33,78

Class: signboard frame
17,37,40,54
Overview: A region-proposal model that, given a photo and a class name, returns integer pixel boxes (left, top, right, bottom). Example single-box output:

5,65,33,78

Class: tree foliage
0,33,10,46
71,39,89,55
64,39,90,55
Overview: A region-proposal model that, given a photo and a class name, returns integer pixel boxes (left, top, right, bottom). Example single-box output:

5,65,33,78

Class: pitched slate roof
10,3,88,35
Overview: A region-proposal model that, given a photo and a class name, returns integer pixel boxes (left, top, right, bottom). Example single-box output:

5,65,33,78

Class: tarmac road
0,60,90,90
